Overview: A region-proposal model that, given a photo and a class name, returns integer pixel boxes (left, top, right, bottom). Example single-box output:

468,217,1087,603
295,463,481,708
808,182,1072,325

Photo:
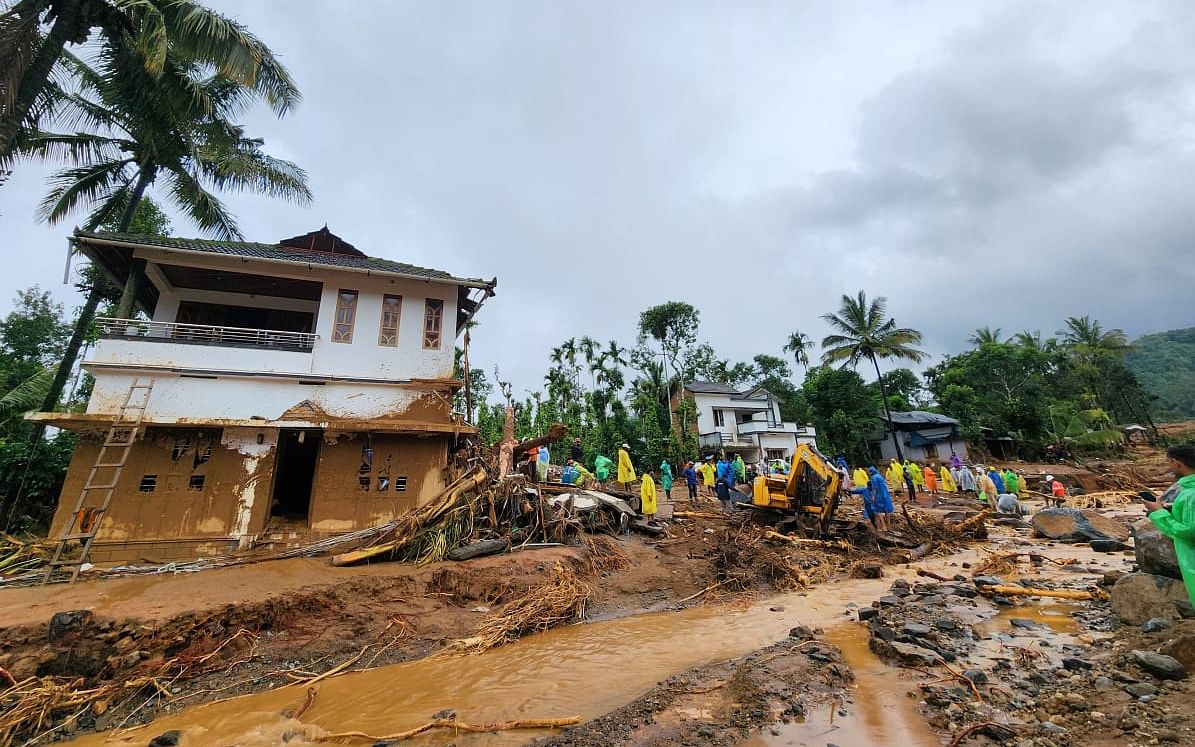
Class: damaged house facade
34,228,495,563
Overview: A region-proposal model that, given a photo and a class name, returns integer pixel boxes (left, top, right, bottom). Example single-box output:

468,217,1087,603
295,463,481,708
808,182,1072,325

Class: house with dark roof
678,381,816,463
31,227,496,562
871,411,968,463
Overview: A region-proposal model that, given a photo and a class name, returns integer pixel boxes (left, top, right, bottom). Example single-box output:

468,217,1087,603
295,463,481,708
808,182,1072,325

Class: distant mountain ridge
1125,327,1195,423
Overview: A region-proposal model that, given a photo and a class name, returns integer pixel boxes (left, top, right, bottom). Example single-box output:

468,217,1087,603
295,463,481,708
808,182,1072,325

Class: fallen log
907,542,936,561
314,716,583,743
917,569,952,582
951,509,992,537
978,584,1104,601
673,511,730,520
447,538,510,561
512,424,569,462
762,530,852,551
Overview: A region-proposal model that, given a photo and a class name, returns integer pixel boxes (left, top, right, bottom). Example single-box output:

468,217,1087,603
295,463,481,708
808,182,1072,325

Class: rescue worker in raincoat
923,465,938,496
641,472,658,522
698,459,716,497
733,454,747,484
908,461,925,489
957,465,977,495
617,443,636,490
1003,468,1020,496
594,454,614,486
852,467,869,489
660,460,674,498
939,465,957,493
978,470,998,503
887,459,904,490
1143,444,1195,609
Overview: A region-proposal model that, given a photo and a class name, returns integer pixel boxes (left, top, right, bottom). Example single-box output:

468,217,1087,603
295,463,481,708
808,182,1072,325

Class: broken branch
314,716,582,743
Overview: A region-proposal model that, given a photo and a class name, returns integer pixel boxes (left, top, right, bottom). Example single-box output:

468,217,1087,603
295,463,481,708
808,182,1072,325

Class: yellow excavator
750,443,843,536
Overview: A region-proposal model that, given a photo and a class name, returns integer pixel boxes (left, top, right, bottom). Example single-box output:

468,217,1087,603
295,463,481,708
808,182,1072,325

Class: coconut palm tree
821,290,925,460
783,330,813,372
1059,316,1130,354
0,0,300,160
968,326,1004,346
14,51,310,421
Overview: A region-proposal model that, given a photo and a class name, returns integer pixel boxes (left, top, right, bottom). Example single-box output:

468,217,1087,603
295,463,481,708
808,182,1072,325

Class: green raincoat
1148,474,1195,608
733,456,746,482
660,461,674,492
594,455,614,481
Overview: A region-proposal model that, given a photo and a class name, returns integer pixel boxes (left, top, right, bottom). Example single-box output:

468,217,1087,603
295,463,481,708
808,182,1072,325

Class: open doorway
271,429,321,519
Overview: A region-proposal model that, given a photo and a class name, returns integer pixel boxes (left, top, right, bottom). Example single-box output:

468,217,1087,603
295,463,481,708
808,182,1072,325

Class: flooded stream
69,577,897,747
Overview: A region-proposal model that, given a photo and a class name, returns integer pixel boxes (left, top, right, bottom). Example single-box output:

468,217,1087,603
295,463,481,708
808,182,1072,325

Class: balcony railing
97,317,318,352
698,431,754,450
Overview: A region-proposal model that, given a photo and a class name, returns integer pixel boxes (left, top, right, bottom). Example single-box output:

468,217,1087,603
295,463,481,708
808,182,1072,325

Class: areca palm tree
968,326,1003,346
15,51,310,420
783,330,813,372
0,0,299,160
821,290,925,460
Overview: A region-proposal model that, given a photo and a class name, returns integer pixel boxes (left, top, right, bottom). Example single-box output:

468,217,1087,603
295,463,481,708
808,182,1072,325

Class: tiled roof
685,381,742,395
74,230,491,287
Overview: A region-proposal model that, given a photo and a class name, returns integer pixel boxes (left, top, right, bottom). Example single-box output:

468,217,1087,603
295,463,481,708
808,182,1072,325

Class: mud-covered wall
308,433,448,533
49,427,277,543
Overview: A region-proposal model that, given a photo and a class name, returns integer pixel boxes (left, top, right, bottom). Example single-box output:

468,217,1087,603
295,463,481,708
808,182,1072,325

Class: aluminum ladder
42,377,155,585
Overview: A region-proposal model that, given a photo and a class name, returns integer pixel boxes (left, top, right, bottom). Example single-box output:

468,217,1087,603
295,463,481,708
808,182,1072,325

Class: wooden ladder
42,377,156,585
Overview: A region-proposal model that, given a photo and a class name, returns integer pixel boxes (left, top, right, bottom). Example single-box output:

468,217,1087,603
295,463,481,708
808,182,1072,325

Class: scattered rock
1132,650,1187,680
1124,682,1158,698
48,610,94,640
1134,519,1182,580
1090,539,1131,553
902,623,932,638
1093,676,1117,692
148,731,180,747
872,639,940,667
963,668,988,684
1101,570,1126,587
788,625,814,640
1110,573,1192,625
1160,634,1195,671
973,575,1004,587
1142,617,1172,633
857,607,879,622
935,619,959,632
1061,657,1092,671
1010,618,1045,630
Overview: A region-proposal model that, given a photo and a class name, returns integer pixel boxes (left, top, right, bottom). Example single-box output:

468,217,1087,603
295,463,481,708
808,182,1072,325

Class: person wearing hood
949,451,962,470
868,466,894,532
733,454,747,484
594,453,614,487
978,469,998,503
1003,468,1020,496
698,458,716,497
852,467,869,489
957,464,977,495
988,468,1006,494
660,459,674,498
617,443,636,491
939,464,957,493
887,459,905,490
1143,444,1195,610
640,470,658,523
536,445,550,483
908,461,925,489
923,464,938,496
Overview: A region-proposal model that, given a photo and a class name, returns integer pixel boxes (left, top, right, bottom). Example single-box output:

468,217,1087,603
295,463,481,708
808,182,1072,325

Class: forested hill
1125,327,1195,422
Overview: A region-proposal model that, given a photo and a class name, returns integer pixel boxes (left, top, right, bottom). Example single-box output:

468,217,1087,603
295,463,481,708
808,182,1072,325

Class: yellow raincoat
907,462,924,488
698,462,716,487
887,460,904,488
852,468,869,488
641,474,657,516
617,447,636,484
939,466,957,493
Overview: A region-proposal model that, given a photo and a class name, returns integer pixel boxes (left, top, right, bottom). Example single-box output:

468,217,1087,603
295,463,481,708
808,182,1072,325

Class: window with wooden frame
378,294,402,346
332,289,359,343
422,299,444,349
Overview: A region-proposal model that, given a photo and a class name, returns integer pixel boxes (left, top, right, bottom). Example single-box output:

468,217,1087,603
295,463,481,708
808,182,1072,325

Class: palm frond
37,159,136,224
16,130,131,165
164,166,242,240
0,366,57,420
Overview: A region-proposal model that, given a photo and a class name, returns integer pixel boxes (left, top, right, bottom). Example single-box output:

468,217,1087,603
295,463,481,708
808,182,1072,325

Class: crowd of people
836,451,1074,529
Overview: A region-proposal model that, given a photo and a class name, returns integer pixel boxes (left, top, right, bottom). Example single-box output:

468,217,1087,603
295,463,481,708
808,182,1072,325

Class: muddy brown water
64,544,1117,747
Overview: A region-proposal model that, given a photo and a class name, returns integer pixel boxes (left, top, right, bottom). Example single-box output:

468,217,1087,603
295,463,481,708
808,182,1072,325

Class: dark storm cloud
1,1,1192,395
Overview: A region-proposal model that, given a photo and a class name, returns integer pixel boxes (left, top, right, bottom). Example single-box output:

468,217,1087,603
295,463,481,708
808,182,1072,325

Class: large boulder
1111,573,1192,625
1160,635,1195,672
1134,519,1182,580
1031,508,1130,543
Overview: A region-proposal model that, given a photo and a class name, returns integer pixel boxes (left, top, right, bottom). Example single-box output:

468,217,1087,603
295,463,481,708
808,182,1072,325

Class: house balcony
89,317,317,376
698,431,756,451
736,421,808,437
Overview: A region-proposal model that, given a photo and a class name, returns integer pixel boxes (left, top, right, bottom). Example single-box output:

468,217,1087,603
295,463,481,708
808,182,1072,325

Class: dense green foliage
1125,328,1195,422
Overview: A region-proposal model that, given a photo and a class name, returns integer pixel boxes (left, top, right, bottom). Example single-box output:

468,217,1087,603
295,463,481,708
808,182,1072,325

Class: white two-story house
33,227,495,563
680,381,816,463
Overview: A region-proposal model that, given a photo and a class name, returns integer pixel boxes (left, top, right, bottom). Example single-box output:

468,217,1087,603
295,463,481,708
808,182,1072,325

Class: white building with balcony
681,381,816,463
34,227,495,562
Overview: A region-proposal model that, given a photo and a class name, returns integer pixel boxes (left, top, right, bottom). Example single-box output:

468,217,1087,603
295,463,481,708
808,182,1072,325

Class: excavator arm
751,443,843,535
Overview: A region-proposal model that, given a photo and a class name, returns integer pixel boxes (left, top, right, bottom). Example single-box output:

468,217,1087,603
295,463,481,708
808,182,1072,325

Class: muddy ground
1,472,1191,747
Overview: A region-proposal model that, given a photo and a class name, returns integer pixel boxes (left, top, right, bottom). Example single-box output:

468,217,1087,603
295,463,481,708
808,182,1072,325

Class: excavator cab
750,444,842,536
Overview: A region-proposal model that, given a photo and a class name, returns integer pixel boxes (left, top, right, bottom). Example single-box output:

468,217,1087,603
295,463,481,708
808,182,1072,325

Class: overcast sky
2,0,1194,399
